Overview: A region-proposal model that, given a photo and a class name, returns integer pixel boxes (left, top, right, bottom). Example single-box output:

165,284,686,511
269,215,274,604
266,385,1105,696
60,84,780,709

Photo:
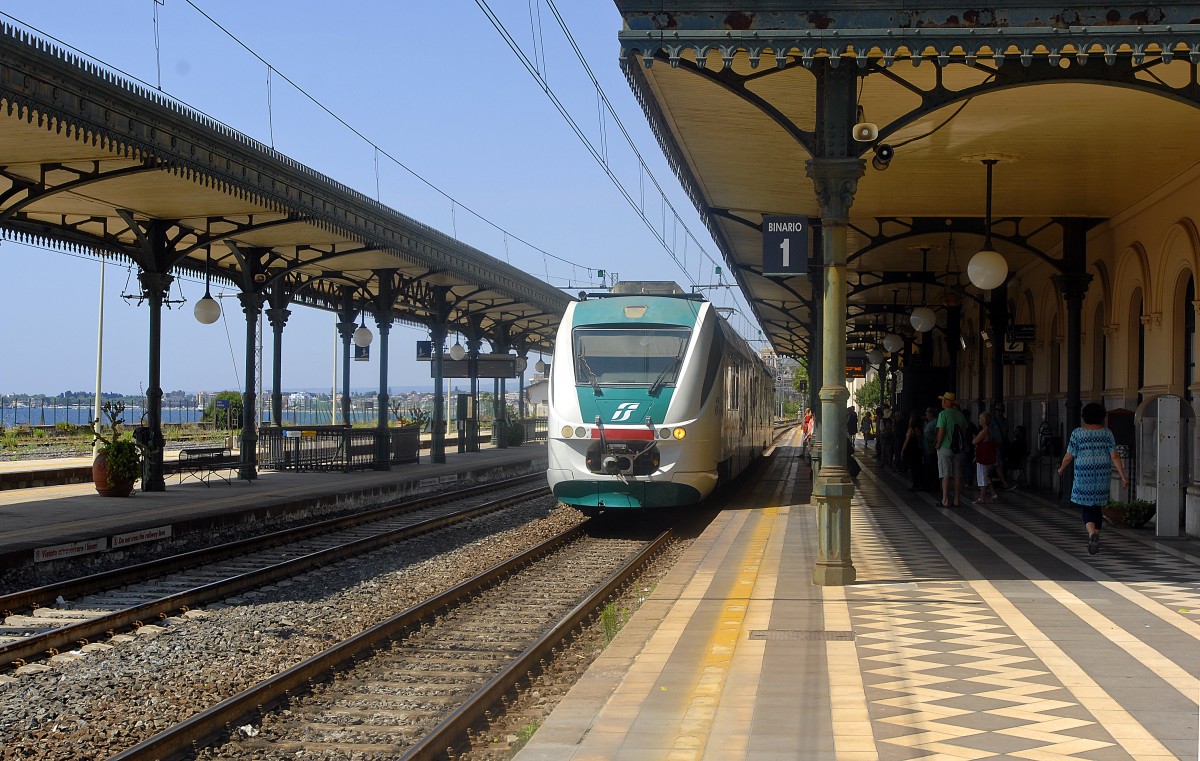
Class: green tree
791,359,808,392
854,374,882,411
202,391,243,429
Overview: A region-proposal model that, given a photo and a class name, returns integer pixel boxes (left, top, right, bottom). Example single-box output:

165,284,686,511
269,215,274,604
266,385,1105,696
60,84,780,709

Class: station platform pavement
516,432,1200,761
0,444,546,567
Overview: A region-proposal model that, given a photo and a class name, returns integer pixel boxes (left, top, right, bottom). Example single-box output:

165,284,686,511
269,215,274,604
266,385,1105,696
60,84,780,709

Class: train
546,281,773,512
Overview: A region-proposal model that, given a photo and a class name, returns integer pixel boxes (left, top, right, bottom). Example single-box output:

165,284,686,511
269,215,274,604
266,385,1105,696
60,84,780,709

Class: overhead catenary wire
171,2,592,278
474,0,725,287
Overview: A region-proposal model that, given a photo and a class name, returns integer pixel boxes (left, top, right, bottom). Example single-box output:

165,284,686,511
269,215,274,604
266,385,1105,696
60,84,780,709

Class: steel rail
109,522,599,761
403,529,672,761
1,473,540,614
3,481,547,670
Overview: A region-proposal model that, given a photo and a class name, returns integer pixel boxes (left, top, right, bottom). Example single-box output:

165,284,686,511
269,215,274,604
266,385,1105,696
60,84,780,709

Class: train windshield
573,327,692,388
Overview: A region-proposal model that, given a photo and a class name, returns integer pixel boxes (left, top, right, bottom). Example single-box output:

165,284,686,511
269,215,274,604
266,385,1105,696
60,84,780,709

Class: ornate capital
265,306,291,331
1140,312,1163,331
238,291,266,318
136,270,173,302
805,158,865,224
336,320,357,340
1103,323,1120,337
1052,271,1093,304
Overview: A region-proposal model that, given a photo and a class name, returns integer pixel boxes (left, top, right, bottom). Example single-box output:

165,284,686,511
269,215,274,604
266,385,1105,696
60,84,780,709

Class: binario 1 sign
762,215,809,276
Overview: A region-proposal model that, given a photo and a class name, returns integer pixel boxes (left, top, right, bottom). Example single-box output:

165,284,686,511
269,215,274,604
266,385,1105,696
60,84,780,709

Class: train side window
727,365,740,410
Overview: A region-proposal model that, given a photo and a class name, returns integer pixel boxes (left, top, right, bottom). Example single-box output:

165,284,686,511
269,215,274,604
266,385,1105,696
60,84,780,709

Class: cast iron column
808,251,824,465
430,322,447,464
373,309,393,470
988,282,1008,411
1055,219,1094,433
238,292,264,481
265,304,290,426
807,133,863,589
466,321,482,453
138,270,172,492
336,317,355,425
945,299,962,394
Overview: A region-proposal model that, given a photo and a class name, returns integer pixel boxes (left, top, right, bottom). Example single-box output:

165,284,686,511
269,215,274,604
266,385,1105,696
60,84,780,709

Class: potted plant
90,401,142,497
1103,498,1157,529
388,403,429,462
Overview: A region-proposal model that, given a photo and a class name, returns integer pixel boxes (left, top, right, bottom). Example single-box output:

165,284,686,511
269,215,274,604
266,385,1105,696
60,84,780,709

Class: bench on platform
168,446,246,486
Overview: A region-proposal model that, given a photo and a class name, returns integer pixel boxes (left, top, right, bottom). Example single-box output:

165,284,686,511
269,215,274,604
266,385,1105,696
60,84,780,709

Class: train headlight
575,426,587,438
561,425,574,438
659,428,671,439
672,427,686,440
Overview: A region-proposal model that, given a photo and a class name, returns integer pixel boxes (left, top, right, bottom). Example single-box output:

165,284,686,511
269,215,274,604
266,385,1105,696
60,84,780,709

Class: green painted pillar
807,64,863,586
807,159,864,586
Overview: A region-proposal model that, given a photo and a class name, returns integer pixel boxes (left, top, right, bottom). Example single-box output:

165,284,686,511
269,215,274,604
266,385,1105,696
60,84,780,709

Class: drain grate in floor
749,629,855,641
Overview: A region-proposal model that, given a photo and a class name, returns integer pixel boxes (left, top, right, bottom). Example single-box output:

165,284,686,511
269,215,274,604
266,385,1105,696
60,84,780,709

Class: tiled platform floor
516,433,1200,760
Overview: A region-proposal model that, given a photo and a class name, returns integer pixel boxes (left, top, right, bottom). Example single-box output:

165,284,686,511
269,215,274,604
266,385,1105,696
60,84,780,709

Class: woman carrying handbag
973,411,999,504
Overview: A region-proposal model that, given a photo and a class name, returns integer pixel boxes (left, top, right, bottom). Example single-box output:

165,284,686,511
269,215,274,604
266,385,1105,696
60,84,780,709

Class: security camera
852,122,879,142
871,143,894,171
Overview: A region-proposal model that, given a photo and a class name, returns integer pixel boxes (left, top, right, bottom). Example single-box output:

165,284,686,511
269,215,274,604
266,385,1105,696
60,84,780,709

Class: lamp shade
535,359,546,373
910,306,936,332
882,333,903,353
353,325,373,347
449,342,466,361
193,294,221,325
867,348,883,366
967,249,1008,290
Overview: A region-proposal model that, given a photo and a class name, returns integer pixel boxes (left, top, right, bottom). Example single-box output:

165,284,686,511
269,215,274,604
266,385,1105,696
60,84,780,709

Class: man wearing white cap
934,391,968,507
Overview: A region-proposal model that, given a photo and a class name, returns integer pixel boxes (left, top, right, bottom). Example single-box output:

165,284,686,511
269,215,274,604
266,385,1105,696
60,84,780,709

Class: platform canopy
614,2,1200,357
0,23,572,351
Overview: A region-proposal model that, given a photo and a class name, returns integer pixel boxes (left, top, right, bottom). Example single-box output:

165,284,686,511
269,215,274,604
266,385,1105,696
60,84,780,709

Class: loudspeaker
852,122,878,142
871,143,894,171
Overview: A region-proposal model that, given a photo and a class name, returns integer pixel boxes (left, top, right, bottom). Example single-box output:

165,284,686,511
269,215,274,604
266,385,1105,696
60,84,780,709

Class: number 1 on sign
780,238,789,268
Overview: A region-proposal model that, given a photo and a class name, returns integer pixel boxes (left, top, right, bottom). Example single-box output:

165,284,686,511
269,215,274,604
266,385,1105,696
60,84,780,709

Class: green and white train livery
546,282,773,512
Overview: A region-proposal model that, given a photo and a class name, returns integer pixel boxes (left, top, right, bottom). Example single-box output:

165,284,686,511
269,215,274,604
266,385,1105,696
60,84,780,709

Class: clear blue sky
0,1,756,396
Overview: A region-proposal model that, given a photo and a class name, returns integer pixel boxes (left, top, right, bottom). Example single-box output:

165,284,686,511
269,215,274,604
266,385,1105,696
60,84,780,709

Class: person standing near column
1058,402,1129,555
934,392,968,507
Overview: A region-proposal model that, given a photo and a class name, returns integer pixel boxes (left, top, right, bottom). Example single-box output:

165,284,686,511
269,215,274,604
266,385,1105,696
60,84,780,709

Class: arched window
1091,302,1106,397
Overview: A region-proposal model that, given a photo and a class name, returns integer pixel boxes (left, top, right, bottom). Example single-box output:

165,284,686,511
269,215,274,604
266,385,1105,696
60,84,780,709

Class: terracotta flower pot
92,450,136,497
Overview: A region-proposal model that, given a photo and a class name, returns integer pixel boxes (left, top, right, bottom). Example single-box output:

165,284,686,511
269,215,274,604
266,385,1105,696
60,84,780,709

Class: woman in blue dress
1057,402,1130,555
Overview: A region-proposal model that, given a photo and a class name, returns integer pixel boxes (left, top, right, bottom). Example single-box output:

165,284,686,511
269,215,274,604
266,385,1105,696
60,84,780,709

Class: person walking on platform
934,392,968,507
990,403,1017,490
1057,402,1130,555
800,408,813,454
846,406,859,452
972,411,1000,504
860,409,873,453
901,411,926,491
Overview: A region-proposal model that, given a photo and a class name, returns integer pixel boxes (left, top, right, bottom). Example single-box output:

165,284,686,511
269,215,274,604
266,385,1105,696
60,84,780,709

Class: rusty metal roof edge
0,21,573,317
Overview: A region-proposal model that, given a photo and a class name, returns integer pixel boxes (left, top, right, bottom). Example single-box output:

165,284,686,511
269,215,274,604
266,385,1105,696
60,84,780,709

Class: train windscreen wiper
577,356,603,396
648,345,686,397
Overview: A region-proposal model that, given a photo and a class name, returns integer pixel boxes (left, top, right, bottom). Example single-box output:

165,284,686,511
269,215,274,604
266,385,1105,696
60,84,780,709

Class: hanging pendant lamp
967,158,1008,291
353,309,373,347
882,288,903,353
910,246,936,332
193,247,221,325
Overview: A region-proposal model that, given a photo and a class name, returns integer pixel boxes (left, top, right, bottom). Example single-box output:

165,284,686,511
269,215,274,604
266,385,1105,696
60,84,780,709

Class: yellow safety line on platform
823,584,880,760
671,477,778,760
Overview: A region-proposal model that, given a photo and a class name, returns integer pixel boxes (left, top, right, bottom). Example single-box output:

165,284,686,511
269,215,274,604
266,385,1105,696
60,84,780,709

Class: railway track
1,475,545,672
111,522,670,761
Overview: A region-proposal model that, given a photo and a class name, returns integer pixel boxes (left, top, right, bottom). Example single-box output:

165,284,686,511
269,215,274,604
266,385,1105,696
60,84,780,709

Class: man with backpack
934,391,969,507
